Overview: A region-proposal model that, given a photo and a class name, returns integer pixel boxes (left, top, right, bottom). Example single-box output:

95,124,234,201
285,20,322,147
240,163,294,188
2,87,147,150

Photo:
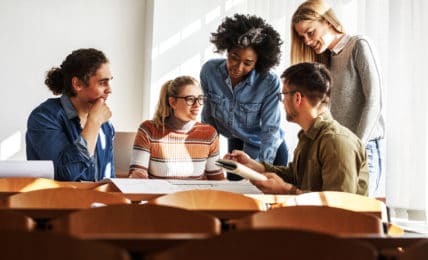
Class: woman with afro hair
200,14,288,180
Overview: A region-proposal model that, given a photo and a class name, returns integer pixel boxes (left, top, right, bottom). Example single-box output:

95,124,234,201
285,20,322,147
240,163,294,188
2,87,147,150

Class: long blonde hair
290,0,345,66
152,75,200,129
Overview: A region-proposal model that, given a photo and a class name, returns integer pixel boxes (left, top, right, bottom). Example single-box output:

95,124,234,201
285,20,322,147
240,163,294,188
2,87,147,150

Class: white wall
0,0,390,165
0,0,302,161
0,0,150,160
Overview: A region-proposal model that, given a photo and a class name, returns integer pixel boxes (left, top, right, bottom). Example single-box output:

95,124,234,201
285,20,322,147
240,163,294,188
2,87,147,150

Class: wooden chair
148,189,266,211
234,205,384,235
395,240,428,260
0,230,130,260
0,176,115,191
48,203,221,236
285,191,388,222
2,187,131,208
0,177,77,192
0,210,36,231
148,189,266,220
114,131,136,178
146,229,378,260
92,181,121,192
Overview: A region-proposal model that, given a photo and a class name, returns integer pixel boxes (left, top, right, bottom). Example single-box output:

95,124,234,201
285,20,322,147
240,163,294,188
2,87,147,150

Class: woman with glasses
128,76,224,180
200,14,288,180
290,0,385,197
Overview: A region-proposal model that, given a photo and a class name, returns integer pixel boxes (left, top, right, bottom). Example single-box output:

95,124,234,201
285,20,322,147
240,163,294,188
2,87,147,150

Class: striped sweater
129,120,224,179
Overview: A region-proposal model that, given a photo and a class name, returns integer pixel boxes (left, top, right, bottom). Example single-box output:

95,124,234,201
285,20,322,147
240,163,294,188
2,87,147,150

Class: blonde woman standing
129,76,224,180
290,0,385,196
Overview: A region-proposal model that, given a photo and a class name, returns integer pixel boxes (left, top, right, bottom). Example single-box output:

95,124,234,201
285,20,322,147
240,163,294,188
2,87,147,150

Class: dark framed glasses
277,90,298,102
174,95,208,106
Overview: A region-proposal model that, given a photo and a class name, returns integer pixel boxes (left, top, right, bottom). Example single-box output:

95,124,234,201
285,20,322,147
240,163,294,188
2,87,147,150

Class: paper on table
105,178,263,194
168,179,263,194
105,179,182,194
0,160,54,179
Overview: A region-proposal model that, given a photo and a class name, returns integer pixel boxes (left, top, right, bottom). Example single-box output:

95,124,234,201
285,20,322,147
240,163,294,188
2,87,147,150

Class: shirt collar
331,34,351,55
302,111,334,140
219,59,256,87
60,95,78,120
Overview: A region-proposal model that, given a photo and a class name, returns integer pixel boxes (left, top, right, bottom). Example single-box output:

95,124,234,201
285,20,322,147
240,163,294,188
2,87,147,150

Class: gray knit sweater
329,35,385,143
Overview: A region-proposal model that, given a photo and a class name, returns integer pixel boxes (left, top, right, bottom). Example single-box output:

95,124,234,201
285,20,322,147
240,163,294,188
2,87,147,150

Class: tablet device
215,159,267,181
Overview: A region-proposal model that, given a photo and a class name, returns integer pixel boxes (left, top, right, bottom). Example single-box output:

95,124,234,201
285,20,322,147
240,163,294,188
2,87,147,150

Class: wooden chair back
49,203,221,235
3,187,131,208
234,205,384,235
114,131,136,178
148,189,265,211
93,182,121,192
0,177,77,192
285,191,388,222
396,240,428,260
146,229,378,260
0,210,36,231
0,230,130,260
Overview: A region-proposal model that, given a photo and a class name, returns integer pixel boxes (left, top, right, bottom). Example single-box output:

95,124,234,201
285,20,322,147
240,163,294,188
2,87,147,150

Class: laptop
0,160,54,179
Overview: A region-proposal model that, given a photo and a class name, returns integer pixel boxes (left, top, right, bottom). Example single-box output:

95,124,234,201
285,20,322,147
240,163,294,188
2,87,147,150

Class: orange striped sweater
129,120,224,179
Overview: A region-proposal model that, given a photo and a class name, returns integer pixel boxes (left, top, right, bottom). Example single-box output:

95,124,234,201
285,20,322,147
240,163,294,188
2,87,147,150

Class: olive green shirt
264,112,368,195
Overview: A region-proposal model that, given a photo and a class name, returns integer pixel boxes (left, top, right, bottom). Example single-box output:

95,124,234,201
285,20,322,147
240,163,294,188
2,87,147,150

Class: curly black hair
210,13,283,75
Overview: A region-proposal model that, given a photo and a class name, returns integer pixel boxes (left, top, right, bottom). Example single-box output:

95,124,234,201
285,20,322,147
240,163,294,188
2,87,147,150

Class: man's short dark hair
281,62,332,106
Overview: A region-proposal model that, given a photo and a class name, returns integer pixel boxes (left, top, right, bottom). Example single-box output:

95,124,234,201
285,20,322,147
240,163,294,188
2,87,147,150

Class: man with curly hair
200,14,288,180
26,48,114,181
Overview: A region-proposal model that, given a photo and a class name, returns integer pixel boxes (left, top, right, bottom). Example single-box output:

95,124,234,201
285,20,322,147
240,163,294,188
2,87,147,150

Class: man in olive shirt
228,62,368,195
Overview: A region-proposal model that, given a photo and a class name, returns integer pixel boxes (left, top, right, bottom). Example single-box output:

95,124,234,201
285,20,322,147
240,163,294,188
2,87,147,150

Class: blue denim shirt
26,95,115,181
200,59,284,163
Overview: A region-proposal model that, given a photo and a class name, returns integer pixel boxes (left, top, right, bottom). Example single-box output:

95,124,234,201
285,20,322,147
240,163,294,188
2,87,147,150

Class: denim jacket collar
218,59,256,88
60,95,78,120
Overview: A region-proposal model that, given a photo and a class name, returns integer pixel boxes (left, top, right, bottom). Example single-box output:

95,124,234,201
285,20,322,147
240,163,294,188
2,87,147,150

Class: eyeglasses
174,95,208,106
277,90,298,102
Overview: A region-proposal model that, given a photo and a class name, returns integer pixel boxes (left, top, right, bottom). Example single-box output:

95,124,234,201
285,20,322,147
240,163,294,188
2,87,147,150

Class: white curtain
333,0,428,222
383,0,428,223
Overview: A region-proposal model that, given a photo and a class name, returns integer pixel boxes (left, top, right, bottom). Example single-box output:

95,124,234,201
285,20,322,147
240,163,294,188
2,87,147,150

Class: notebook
215,159,267,181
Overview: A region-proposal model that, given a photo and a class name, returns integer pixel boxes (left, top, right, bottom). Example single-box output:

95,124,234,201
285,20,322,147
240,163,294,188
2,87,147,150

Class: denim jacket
26,95,115,181
200,59,284,163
